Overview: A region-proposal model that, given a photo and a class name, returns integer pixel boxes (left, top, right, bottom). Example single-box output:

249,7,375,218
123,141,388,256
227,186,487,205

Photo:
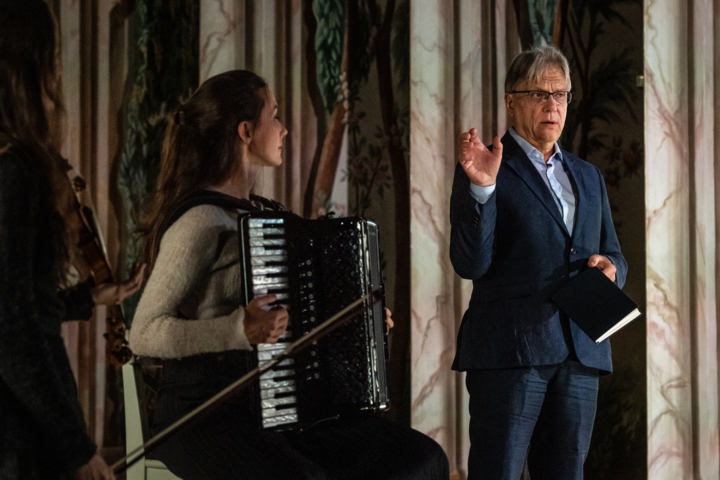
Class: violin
61,159,133,366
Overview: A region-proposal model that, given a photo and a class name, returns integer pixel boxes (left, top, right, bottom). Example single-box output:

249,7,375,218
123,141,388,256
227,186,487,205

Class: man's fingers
587,255,616,281
587,255,599,267
492,136,503,158
469,127,477,137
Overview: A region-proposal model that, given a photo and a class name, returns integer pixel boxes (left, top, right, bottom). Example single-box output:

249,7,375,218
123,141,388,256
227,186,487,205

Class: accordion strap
160,190,264,236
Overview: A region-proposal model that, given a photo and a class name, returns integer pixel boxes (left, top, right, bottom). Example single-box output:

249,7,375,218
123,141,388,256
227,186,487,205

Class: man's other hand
588,255,616,283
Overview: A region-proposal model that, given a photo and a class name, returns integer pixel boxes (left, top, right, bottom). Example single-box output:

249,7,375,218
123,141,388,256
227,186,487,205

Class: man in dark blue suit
450,46,627,479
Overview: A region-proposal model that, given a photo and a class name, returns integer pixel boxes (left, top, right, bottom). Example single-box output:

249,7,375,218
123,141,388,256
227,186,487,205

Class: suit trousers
465,356,599,480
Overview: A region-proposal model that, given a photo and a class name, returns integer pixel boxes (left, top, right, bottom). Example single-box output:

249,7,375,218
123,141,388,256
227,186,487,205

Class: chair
123,360,183,480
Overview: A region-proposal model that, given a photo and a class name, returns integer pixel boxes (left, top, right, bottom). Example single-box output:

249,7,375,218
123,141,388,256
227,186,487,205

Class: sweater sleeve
0,152,96,473
129,207,252,359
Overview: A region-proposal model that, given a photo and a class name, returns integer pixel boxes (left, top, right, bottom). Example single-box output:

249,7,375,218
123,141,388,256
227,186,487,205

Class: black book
552,267,641,344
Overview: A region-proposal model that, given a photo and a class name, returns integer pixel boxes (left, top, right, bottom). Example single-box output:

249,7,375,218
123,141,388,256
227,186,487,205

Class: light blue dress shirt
468,128,577,233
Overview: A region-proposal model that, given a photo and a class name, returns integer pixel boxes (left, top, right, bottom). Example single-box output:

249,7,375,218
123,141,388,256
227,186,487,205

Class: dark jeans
465,357,599,480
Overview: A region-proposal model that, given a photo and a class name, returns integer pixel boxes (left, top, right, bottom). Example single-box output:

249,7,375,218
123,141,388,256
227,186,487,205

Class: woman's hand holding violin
244,294,289,344
90,262,146,306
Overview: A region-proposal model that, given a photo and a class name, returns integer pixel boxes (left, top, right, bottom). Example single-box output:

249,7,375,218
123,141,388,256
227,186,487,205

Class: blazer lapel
501,132,570,236
562,151,588,238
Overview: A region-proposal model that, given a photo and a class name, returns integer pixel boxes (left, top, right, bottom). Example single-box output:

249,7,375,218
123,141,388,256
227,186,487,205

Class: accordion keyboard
239,213,388,431
246,217,302,429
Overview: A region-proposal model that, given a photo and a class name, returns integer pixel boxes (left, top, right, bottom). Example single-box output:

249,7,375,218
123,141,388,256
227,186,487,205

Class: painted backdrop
52,1,720,479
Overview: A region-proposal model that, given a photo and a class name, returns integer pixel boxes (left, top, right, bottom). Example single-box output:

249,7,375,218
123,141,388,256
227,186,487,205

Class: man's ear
237,121,253,145
504,93,514,117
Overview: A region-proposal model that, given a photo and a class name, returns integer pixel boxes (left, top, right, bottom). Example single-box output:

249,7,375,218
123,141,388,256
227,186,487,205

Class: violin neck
108,303,126,323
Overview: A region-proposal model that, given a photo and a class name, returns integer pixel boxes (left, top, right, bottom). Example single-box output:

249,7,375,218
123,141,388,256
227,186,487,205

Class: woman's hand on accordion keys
244,294,289,344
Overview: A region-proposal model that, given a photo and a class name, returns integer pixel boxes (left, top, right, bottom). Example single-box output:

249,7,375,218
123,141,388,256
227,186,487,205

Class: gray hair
504,46,571,93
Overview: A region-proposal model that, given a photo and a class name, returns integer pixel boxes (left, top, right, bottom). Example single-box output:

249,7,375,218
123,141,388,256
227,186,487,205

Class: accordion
237,211,390,430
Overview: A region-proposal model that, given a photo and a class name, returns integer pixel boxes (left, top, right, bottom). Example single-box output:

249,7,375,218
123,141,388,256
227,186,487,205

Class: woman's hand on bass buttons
385,307,394,335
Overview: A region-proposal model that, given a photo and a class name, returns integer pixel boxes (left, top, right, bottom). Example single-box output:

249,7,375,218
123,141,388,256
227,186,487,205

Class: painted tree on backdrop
553,2,646,476
517,0,643,228
305,0,348,217
306,0,411,422
118,0,199,324
554,0,643,228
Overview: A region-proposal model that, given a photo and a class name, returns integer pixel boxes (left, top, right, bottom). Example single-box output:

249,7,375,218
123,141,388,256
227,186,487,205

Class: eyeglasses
510,90,573,105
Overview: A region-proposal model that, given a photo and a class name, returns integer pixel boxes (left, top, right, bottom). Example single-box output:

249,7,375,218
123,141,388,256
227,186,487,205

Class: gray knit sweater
130,205,252,359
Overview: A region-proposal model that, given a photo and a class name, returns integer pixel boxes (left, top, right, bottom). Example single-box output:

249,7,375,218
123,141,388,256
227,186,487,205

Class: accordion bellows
238,212,389,430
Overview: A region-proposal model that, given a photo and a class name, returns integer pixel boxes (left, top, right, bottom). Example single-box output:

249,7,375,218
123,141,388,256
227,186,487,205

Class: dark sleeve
595,166,628,288
60,281,95,321
0,153,96,472
449,162,497,279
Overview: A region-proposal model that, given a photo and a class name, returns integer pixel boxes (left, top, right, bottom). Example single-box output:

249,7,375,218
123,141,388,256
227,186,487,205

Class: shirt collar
508,127,563,166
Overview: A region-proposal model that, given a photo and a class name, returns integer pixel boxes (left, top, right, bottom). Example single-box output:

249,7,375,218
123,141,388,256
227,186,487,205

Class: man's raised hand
458,128,502,187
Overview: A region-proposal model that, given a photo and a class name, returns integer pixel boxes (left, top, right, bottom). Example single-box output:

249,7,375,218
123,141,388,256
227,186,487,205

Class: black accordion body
237,212,390,431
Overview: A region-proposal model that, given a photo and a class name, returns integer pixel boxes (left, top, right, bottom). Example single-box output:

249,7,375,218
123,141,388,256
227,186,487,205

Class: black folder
552,267,641,344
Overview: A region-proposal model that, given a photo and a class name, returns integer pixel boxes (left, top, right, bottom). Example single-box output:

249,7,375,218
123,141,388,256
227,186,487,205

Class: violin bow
112,290,381,475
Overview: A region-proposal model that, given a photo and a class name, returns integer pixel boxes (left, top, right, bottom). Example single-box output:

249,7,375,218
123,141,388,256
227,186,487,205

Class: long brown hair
0,0,70,279
140,70,268,271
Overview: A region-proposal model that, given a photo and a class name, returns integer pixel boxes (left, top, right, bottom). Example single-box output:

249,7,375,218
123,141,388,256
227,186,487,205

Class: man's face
505,67,569,154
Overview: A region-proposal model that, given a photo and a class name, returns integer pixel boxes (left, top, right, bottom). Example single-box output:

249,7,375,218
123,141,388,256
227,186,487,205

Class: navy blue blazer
450,132,627,374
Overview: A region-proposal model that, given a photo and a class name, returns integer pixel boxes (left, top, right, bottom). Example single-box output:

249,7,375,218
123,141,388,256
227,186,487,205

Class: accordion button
310,317,316,322
313,362,319,368
310,351,317,356
308,283,313,288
